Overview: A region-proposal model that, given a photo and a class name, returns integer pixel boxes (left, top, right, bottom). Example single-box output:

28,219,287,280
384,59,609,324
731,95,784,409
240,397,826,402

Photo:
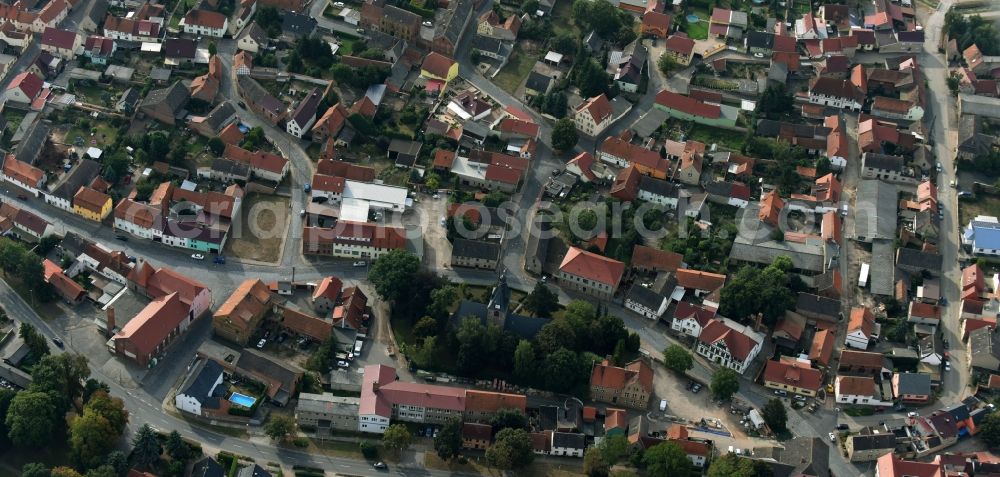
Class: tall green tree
707,453,773,477
6,391,58,447
710,368,740,401
29,353,91,414
382,424,412,454
980,412,1000,446
433,418,463,461
762,398,788,433
491,408,527,432
165,431,189,461
551,118,579,152
485,428,534,469
0,387,16,449
513,340,536,384
84,391,128,435
130,424,162,470
584,447,609,477
264,415,295,441
598,434,629,463
368,250,421,301
573,59,609,97
19,323,49,361
643,442,692,477
522,282,559,318
21,463,51,477
51,468,83,477
662,344,693,373
69,408,119,468
718,257,795,327
543,347,590,394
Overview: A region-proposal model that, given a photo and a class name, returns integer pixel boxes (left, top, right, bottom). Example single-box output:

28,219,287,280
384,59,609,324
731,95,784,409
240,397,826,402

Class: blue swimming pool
686,14,701,23
230,392,256,408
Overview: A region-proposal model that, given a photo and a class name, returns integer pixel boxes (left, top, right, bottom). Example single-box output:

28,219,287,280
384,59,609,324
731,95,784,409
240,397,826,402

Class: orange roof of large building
590,359,653,394
302,222,407,251
762,358,823,392
630,245,683,272
184,9,227,28
839,349,885,368
2,155,43,185
837,375,876,396
464,390,527,413
876,453,942,477
312,276,343,302
421,52,456,78
558,246,625,287
128,263,208,307
675,268,726,292
655,90,721,119
664,33,695,56
280,307,332,342
214,279,271,323
115,293,190,355
698,319,759,361
577,94,613,123
316,159,377,182
73,186,110,214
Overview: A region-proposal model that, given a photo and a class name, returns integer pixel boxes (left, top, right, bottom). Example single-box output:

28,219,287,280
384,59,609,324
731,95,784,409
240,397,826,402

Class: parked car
373,462,387,470
336,360,349,368
773,390,787,397
115,235,129,241
691,383,702,393
257,339,266,349
793,395,807,402
332,1,344,5
52,338,64,349
836,424,849,430
828,433,836,442
353,261,367,267
659,399,667,411
191,253,205,260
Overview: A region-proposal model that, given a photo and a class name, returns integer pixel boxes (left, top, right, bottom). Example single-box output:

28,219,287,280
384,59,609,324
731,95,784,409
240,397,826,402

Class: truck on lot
859,262,869,288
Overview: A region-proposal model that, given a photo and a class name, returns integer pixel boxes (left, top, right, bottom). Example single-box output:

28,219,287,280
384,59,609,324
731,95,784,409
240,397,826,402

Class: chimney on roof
106,307,115,337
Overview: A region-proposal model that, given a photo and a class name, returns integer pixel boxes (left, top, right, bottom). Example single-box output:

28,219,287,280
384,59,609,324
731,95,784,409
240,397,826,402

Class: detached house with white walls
573,94,614,137
181,9,228,38
695,317,763,373
175,359,224,416
287,88,322,138
670,302,716,337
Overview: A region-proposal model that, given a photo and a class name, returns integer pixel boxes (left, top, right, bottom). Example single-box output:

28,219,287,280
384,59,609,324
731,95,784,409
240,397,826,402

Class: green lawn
65,121,119,149
551,0,580,38
493,46,535,95
960,194,1000,228
683,13,710,40
667,120,745,151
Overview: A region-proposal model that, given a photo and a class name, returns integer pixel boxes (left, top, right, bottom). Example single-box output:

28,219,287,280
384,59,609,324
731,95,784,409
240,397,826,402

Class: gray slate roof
452,238,500,261
179,359,223,404
626,283,666,310
853,180,896,242
895,372,931,395
796,293,840,318
896,247,941,272
552,431,586,449
862,153,905,173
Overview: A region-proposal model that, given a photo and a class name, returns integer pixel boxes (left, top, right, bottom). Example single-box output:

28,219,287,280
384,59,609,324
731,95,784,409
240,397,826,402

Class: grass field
423,453,584,476
959,194,1000,228
683,11,710,40
65,120,119,149
493,46,535,95
225,193,290,263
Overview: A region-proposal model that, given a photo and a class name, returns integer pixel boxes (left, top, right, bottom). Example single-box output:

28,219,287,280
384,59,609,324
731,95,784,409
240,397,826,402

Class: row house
40,27,81,59
103,15,162,43
181,9,227,37
871,96,924,122
762,357,823,397
1,155,45,196
223,144,290,182
598,136,669,179
302,222,407,260
286,88,322,138
237,76,287,125
808,77,865,110
212,278,274,346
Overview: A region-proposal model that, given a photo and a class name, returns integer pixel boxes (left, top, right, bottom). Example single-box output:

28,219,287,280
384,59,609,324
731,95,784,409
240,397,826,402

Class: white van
659,399,667,412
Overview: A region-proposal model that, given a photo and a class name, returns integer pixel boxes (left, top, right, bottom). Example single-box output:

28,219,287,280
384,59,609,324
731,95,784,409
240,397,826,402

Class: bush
292,437,309,448
360,441,379,460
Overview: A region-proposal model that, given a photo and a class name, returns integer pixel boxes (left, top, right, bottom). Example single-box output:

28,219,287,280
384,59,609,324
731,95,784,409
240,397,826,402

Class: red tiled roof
218,122,244,145
559,246,625,287
848,306,875,337
498,118,539,138
630,245,682,272
312,276,342,302
763,359,822,392
215,279,271,325
42,27,76,50
484,163,523,185
837,375,876,396
698,319,758,360
128,263,208,307
311,174,345,194
655,90,721,118
184,9,227,28
676,268,726,292
567,151,597,181
577,94,613,123
421,52,456,78
590,359,653,393
7,71,42,99
773,34,797,53
876,454,942,477
73,186,110,214
223,144,288,175
809,328,835,366
909,301,941,321
2,155,43,185
433,149,456,169
758,190,784,227
673,301,716,327
115,293,190,355
464,390,527,413
316,159,376,182
663,34,695,56
303,222,407,251
839,349,885,368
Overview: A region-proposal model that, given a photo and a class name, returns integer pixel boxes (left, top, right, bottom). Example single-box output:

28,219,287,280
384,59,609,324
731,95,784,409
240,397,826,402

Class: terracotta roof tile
559,246,625,287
